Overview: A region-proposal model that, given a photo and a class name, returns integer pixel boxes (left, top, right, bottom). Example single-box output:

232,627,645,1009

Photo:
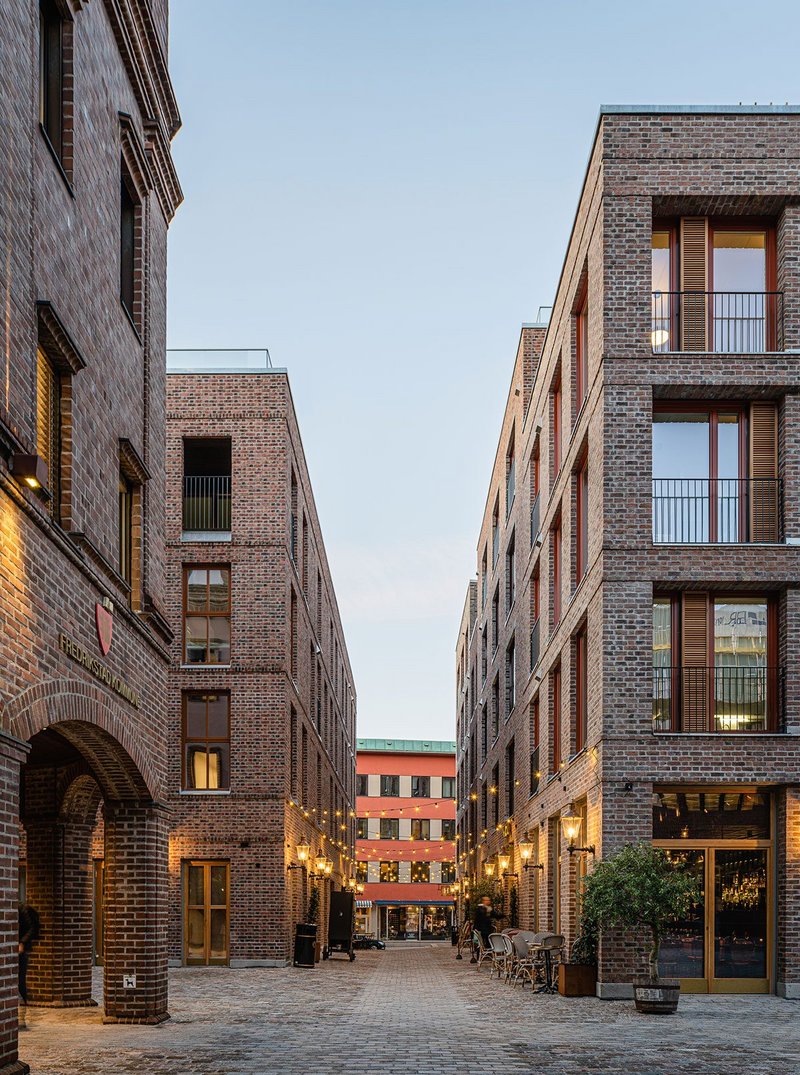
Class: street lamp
561,804,594,855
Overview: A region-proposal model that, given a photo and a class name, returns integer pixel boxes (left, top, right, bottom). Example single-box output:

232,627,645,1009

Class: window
441,819,456,840
492,497,500,567
120,161,139,324
575,291,589,409
551,666,561,773
182,437,231,533
653,593,776,733
290,470,298,563
118,473,133,589
441,776,455,798
530,698,540,796
531,447,541,542
481,547,488,609
552,378,562,478
182,692,230,790
380,818,399,840
356,861,368,883
380,775,400,797
491,587,499,652
505,738,515,816
651,229,674,352
357,774,368,797
379,861,399,883
576,456,589,583
39,0,67,163
356,818,368,840
575,626,588,753
481,629,487,681
411,776,430,798
480,784,487,831
411,819,430,841
505,637,516,714
652,402,778,544
441,862,456,884
491,677,499,741
491,763,499,826
480,706,487,760
290,589,298,680
552,519,562,627
411,862,430,883
36,347,60,513
184,567,231,665
506,532,516,611
506,431,516,517
531,571,541,669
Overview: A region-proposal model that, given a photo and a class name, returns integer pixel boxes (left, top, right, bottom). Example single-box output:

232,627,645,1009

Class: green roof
356,738,456,754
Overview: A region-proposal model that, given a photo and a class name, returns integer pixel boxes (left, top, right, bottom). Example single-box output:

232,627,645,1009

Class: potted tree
558,925,597,997
580,843,699,1013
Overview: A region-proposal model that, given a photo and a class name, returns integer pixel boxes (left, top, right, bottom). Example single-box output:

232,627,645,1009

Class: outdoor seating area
473,929,565,994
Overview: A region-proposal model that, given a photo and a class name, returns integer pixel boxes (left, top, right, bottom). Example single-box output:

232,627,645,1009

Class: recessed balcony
651,291,783,353
652,665,784,733
652,478,782,544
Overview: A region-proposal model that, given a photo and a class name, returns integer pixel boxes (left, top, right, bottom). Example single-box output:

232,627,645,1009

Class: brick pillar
0,731,31,1075
777,786,800,997
24,820,94,1007
102,802,169,1024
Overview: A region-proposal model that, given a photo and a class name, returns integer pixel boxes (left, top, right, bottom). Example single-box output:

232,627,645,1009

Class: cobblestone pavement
20,944,800,1074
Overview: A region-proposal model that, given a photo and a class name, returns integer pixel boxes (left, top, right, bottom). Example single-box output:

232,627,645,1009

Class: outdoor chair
472,930,493,970
510,930,540,988
488,932,514,981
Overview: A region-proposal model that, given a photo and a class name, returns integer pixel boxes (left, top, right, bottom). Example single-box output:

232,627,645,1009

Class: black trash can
451,926,459,946
293,922,317,967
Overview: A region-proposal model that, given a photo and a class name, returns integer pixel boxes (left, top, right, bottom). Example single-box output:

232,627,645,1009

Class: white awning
355,900,372,909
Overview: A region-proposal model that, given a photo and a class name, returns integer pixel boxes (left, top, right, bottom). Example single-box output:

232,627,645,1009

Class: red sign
95,603,113,656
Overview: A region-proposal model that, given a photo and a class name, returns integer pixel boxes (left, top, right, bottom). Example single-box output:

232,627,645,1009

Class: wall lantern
287,841,312,871
356,882,365,895
519,838,543,871
497,852,511,875
314,850,327,875
483,861,495,879
10,453,49,494
323,857,333,876
560,804,595,856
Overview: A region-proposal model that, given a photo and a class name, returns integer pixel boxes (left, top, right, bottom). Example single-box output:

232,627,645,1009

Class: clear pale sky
166,0,797,741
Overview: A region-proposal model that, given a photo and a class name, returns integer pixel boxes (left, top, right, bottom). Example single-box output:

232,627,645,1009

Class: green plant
580,843,700,983
307,883,320,925
508,883,519,928
569,927,597,966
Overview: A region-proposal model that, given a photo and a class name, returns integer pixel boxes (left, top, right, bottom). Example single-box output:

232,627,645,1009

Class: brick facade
165,362,357,965
0,0,181,1069
456,106,800,998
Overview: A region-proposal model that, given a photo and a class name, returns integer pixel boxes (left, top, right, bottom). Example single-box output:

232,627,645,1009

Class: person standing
473,895,495,949
18,902,40,1027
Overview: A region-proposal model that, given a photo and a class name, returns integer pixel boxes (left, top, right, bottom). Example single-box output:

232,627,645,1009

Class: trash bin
293,922,317,967
451,926,459,946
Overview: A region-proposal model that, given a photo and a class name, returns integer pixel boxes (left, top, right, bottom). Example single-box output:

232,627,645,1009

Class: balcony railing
652,665,784,733
182,475,231,532
651,291,783,353
652,478,782,543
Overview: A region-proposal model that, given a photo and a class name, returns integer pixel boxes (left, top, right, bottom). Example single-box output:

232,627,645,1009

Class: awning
372,900,453,907
355,900,372,909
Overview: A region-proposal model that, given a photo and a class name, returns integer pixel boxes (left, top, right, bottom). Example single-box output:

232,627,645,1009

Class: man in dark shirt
18,902,40,1026
474,896,495,948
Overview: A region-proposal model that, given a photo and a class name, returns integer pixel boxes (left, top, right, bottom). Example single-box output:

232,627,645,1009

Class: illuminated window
182,692,230,790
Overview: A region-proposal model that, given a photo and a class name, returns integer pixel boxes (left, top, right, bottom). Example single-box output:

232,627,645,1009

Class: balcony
652,665,784,733
182,475,231,535
652,478,782,544
651,291,783,353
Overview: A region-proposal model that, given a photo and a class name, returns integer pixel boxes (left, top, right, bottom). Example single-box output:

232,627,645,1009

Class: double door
658,845,770,993
185,860,229,965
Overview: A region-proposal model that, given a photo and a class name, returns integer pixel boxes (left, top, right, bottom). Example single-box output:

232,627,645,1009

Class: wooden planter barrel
558,963,597,997
633,978,680,1014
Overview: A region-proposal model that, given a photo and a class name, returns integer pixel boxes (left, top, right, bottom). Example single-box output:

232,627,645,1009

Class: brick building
456,105,800,997
0,0,181,1069
164,350,357,965
356,739,456,940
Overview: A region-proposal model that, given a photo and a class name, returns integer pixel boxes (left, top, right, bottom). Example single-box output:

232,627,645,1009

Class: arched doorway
9,682,170,1031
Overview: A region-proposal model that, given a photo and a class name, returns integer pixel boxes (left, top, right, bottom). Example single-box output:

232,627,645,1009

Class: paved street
20,945,800,1075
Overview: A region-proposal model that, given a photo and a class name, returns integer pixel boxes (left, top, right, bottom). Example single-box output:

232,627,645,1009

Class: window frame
380,775,400,797
411,775,430,799
181,690,231,791
552,517,562,627
551,666,561,774
575,625,588,753
575,288,589,410
183,565,232,666
552,378,562,479
576,454,589,583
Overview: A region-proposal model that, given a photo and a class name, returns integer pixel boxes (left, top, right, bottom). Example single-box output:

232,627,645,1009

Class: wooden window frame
552,518,562,627
183,565,232,666
181,690,231,791
576,454,589,583
551,665,562,774
575,626,588,753
575,288,589,411
552,379,562,479
184,860,230,966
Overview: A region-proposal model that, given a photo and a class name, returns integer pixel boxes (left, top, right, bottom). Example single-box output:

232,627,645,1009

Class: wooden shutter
680,218,708,351
36,347,54,471
681,593,708,732
750,402,779,542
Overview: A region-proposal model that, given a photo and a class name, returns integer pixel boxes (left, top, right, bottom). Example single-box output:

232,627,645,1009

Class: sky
166,0,797,741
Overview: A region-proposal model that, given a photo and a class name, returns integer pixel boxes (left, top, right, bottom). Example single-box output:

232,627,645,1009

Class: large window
441,819,456,840
355,818,368,840
411,819,430,841
182,692,230,790
411,862,430,883
39,0,65,160
552,379,562,477
441,862,456,884
576,456,589,582
411,775,430,798
575,291,588,409
652,594,777,732
36,347,60,514
575,626,588,753
120,161,140,325
506,432,515,517
492,497,500,567
357,774,368,797
379,861,399,883
506,532,516,611
491,587,499,652
530,698,540,796
552,519,562,627
491,677,499,741
119,473,133,588
380,775,400,797
551,666,561,773
505,637,516,714
441,776,455,799
184,567,231,665
380,818,399,840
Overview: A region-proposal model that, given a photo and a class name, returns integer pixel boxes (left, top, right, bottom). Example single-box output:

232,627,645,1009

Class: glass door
712,849,769,992
185,860,229,965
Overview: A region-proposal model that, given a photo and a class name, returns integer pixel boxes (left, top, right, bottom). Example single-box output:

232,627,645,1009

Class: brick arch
58,771,104,825
4,678,158,802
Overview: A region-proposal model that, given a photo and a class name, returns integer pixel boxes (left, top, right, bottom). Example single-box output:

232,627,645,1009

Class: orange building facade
356,739,457,941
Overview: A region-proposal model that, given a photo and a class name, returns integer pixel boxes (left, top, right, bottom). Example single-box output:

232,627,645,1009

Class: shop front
653,787,773,993
376,902,454,941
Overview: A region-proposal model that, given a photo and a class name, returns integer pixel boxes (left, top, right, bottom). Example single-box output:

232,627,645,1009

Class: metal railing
652,665,783,733
651,291,783,353
652,478,782,543
182,475,231,532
